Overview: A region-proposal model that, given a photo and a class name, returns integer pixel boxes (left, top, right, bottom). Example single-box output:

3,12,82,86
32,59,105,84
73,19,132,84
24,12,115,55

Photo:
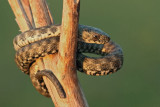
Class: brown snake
35,70,66,98
13,24,123,97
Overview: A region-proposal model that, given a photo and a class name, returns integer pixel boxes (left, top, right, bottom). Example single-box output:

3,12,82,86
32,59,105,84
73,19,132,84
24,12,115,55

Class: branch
9,0,88,106
9,0,30,31
56,0,89,106
9,0,58,105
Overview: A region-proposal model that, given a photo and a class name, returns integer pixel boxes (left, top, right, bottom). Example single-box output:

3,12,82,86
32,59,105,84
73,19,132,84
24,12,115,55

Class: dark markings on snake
13,24,123,97
35,70,66,98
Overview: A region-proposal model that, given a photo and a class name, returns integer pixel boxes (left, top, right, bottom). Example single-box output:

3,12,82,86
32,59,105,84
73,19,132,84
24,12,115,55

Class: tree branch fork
9,0,88,107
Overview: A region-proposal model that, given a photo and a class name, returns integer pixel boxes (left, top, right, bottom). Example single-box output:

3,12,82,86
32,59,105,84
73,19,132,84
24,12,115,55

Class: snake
35,70,66,98
13,24,123,97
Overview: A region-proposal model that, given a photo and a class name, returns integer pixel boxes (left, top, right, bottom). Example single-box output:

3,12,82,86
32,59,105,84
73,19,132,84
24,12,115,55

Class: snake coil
13,24,123,97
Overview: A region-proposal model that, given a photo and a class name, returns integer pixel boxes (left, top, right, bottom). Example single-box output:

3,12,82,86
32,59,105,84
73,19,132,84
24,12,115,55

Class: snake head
78,25,110,44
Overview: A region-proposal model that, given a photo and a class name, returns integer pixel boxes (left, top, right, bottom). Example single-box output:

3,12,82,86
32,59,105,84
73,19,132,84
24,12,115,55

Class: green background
0,0,160,107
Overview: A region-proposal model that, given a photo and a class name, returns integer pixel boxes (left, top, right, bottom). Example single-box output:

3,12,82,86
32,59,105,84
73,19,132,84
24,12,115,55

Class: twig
9,0,30,32
29,0,53,27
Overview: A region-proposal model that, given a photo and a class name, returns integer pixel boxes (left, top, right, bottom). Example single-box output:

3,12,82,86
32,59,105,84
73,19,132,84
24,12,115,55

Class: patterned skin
13,25,123,97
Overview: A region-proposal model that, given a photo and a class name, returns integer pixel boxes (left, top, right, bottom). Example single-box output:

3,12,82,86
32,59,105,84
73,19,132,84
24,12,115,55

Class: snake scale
13,24,123,97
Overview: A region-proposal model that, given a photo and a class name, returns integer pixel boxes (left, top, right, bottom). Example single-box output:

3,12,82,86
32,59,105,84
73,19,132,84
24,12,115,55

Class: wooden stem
56,0,88,106
8,0,88,106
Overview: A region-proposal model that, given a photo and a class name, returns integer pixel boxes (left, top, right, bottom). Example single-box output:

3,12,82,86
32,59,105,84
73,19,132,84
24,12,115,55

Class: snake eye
93,35,100,40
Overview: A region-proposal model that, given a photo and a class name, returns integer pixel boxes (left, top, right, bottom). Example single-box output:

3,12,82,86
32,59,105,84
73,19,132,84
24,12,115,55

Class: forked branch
9,0,88,106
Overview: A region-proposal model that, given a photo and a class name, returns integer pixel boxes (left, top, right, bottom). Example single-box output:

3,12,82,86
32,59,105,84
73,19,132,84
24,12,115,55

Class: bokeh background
0,0,160,107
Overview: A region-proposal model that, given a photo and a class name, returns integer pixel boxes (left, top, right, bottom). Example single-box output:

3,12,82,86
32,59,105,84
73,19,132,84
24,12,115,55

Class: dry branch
9,0,88,106
57,0,88,106
8,0,58,104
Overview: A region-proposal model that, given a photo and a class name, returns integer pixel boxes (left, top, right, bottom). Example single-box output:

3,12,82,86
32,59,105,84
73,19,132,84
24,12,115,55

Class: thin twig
17,0,33,29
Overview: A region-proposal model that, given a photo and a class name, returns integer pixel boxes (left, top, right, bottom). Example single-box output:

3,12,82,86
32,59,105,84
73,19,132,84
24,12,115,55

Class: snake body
35,70,66,98
13,24,123,97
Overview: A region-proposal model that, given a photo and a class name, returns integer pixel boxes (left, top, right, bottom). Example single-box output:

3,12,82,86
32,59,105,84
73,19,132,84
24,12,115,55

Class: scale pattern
13,24,123,97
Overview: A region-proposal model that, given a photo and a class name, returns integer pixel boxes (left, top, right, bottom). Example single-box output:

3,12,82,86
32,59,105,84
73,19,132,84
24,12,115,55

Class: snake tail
35,70,66,98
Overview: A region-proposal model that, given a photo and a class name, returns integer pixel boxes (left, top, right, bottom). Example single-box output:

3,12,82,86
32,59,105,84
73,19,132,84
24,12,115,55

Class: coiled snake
13,24,123,98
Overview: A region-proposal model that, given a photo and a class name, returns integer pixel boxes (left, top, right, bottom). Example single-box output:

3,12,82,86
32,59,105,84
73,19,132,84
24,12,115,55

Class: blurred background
0,0,160,107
